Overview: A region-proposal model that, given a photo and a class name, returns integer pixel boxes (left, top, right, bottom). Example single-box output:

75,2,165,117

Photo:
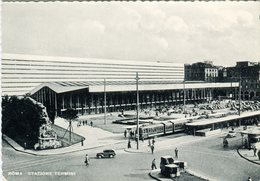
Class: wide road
2,134,260,181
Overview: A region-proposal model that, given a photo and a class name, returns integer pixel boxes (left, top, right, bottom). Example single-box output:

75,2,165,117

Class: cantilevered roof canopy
30,81,239,95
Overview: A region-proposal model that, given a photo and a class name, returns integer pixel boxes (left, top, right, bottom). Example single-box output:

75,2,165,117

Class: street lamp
183,80,186,113
104,78,107,125
135,72,140,150
238,76,241,116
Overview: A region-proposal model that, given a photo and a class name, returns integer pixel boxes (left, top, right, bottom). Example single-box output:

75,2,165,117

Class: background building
224,61,260,100
185,61,221,82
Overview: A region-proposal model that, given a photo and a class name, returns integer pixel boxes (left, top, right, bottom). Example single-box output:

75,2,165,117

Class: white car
226,130,236,138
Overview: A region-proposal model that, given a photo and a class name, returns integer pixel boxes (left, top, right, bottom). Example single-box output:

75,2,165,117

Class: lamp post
238,76,241,116
183,80,186,113
136,72,140,150
104,78,107,125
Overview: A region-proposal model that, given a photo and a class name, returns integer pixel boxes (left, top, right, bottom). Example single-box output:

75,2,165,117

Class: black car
96,149,116,158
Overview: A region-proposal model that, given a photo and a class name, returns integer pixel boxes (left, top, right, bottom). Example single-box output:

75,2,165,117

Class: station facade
30,81,238,116
2,54,239,117
2,54,184,96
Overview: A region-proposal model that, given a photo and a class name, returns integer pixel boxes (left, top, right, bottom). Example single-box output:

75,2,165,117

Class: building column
70,93,72,108
55,93,57,117
62,94,64,109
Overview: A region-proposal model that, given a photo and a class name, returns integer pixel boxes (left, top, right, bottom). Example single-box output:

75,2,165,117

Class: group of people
124,129,135,139
77,120,93,127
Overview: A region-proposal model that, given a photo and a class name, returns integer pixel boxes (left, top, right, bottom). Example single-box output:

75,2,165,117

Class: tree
2,96,45,148
60,108,78,142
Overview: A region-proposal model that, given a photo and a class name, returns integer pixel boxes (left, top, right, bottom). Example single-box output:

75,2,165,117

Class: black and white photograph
1,2,260,181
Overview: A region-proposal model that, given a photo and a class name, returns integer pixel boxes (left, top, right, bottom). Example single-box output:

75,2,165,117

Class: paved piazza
3,129,260,181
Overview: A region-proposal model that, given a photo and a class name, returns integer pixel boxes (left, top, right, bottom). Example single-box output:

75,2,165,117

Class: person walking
258,150,260,161
90,121,93,127
175,148,178,158
124,130,127,138
151,158,157,170
152,138,155,145
148,139,151,147
253,146,257,156
85,154,90,166
247,177,252,181
151,144,155,154
128,140,132,149
81,139,84,146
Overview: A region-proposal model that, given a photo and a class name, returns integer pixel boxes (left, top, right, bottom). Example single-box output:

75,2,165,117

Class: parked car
160,156,174,174
226,130,236,138
96,149,116,158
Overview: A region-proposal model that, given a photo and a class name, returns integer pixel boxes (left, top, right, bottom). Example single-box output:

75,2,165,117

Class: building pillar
85,94,87,114
62,94,64,109
70,93,72,108
209,89,211,100
55,93,57,117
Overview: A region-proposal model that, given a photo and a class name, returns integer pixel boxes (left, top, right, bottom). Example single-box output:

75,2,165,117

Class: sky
2,2,260,66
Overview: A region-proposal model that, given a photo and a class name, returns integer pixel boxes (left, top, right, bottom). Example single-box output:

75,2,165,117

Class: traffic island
237,147,260,165
149,169,208,181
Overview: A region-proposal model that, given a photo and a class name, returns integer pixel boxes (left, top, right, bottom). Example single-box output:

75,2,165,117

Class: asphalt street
2,134,260,181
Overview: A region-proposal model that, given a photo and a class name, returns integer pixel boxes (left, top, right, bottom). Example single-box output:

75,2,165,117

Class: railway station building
2,54,239,116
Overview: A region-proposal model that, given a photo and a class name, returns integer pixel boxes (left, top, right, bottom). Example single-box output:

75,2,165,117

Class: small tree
60,108,78,142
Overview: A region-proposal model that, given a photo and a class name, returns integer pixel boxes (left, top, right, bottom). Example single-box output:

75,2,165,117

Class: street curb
2,135,125,156
149,169,209,181
124,148,149,154
237,146,260,166
149,170,161,181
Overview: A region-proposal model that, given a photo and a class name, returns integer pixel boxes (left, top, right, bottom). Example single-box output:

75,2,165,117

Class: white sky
2,2,260,66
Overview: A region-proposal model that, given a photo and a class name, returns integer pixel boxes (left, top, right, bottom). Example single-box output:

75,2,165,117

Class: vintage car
160,156,174,174
96,149,116,158
226,130,236,138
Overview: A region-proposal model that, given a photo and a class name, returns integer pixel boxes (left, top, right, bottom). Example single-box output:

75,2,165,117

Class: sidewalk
237,147,260,165
3,118,125,156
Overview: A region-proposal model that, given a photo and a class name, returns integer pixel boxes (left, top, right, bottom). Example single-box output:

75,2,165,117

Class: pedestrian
124,130,127,138
24,142,27,150
86,120,88,125
128,140,131,149
247,177,252,181
81,139,84,146
258,150,260,161
253,146,257,156
90,121,93,127
175,148,178,158
152,138,155,145
151,158,157,170
85,154,90,166
151,144,154,154
148,139,151,147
